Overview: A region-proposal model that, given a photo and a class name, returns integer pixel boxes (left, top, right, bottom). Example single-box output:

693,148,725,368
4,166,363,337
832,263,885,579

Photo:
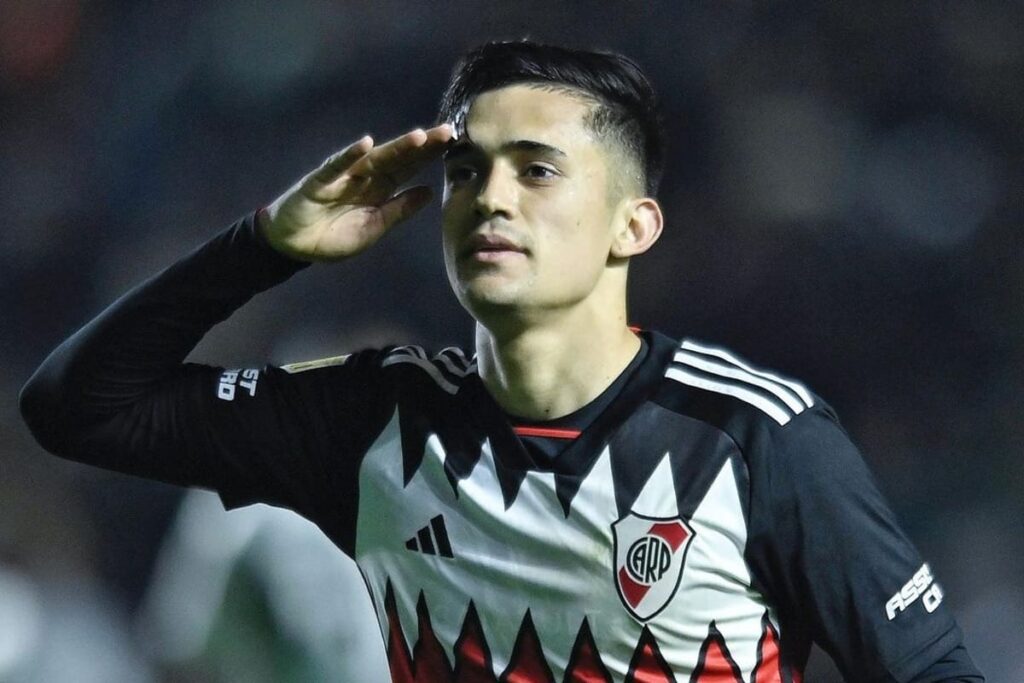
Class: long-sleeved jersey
20,211,984,682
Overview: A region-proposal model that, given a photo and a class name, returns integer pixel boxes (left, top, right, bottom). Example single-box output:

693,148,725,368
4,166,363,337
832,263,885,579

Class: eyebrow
443,139,567,162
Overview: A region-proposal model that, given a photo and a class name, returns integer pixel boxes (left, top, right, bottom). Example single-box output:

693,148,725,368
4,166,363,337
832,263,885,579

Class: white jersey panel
355,409,782,681
651,459,778,675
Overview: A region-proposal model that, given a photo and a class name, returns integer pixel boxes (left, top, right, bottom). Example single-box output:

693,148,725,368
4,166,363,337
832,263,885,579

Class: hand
260,123,454,262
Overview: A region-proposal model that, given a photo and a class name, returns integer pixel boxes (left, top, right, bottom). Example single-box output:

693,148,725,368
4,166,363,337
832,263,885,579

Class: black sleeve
906,644,984,682
743,405,984,682
19,211,398,541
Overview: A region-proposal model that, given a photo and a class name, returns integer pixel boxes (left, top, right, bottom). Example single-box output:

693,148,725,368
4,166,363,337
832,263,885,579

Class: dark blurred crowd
2,2,1021,681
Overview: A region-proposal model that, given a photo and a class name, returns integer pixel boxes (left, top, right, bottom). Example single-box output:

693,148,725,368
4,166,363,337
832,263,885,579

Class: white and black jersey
20,212,984,682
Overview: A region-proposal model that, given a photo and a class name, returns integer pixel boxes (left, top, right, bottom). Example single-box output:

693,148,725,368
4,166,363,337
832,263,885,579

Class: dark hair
437,40,664,197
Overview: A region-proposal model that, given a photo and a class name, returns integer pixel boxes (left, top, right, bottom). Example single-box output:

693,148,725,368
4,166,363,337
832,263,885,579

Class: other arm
744,406,984,682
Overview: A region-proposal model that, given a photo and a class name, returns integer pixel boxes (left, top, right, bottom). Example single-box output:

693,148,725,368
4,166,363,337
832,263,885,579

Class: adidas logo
405,515,454,558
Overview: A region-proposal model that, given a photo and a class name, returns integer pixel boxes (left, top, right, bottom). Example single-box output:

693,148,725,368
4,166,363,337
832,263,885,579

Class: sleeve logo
885,563,943,621
217,368,259,401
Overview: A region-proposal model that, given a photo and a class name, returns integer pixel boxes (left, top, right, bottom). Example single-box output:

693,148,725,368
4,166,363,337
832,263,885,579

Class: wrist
253,206,310,265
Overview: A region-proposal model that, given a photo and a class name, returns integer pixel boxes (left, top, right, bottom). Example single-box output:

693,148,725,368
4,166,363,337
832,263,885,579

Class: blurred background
2,1,1021,681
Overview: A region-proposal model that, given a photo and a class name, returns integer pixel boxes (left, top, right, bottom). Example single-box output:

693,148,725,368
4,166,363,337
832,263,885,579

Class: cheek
534,228,611,301
440,201,463,250
543,201,612,262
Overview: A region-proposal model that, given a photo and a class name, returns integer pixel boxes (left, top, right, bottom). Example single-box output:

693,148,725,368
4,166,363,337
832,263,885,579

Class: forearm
19,209,309,456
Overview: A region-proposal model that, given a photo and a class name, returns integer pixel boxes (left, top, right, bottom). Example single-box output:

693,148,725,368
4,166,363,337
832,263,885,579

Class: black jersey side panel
650,344,981,682
742,405,967,682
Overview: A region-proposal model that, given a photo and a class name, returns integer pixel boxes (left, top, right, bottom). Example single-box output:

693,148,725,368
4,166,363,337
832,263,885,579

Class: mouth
461,233,529,262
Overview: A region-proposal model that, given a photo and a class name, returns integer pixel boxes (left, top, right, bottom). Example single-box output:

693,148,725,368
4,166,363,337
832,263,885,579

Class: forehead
459,84,600,156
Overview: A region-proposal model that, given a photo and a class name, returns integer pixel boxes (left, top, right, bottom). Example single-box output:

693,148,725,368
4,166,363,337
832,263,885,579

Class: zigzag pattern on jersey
382,345,478,395
393,384,738,519
665,340,814,426
383,337,783,517
382,580,790,682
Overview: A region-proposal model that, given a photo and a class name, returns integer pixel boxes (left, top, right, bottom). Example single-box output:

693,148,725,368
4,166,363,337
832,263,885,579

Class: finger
364,137,453,189
348,128,426,179
424,122,455,144
349,124,453,179
307,135,374,186
376,185,434,231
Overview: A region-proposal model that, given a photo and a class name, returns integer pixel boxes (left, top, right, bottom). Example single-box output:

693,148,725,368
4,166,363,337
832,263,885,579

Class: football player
21,41,983,682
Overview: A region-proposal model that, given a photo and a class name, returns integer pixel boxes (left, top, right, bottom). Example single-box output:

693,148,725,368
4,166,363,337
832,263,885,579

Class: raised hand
260,123,454,262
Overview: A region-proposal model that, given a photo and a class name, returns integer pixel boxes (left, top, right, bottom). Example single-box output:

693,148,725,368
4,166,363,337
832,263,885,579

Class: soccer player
20,41,983,682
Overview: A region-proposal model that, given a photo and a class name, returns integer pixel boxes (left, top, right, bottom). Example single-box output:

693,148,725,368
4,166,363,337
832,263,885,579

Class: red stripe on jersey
453,602,496,683
512,426,582,439
501,611,555,683
415,594,454,681
618,565,653,608
385,583,415,682
565,619,613,683
386,585,456,682
648,521,689,550
625,627,674,683
751,613,783,683
693,622,743,682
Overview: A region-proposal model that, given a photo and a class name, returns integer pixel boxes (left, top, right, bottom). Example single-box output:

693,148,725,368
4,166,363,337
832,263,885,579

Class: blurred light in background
0,0,80,86
854,117,999,248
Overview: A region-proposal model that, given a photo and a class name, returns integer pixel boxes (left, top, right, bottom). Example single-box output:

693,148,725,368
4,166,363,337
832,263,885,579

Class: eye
446,166,477,184
523,164,558,180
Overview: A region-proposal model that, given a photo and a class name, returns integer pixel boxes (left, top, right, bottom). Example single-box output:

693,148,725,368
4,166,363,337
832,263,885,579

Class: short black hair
437,40,664,197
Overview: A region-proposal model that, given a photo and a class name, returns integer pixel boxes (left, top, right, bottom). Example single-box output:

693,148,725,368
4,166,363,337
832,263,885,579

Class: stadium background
1,1,1021,680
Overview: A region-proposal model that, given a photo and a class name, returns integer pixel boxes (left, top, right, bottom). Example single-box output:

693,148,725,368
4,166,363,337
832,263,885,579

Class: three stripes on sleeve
665,340,815,426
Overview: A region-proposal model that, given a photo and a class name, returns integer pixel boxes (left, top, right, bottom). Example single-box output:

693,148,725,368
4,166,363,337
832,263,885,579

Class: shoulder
276,343,475,391
651,334,885,512
268,344,477,414
379,344,477,395
653,335,821,425
660,337,819,426
649,334,844,463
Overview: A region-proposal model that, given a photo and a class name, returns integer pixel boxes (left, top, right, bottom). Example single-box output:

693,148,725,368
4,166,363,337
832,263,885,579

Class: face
441,84,627,322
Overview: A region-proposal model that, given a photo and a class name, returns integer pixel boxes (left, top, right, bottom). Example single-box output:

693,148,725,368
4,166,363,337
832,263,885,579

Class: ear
610,198,663,259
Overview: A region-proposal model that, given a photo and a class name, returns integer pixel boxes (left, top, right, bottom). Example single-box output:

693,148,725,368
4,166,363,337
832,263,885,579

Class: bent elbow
19,365,77,457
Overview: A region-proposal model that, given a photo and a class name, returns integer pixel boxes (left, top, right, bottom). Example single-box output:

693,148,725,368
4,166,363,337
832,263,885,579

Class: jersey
19,211,983,682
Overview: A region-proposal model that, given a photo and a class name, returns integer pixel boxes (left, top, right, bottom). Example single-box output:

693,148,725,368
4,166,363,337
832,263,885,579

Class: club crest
612,513,694,621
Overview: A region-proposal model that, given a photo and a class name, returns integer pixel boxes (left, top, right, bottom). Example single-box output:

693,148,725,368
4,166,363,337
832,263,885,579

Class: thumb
378,185,434,230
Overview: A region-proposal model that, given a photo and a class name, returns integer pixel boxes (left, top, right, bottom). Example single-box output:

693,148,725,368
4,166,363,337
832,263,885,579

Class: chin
462,283,525,308
454,278,533,318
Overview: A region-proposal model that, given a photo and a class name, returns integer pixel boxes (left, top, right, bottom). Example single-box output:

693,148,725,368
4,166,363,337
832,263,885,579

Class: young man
21,41,982,682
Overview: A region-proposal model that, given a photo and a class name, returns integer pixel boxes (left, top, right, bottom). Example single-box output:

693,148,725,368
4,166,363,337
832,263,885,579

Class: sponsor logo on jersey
404,515,454,559
885,563,943,621
612,513,694,621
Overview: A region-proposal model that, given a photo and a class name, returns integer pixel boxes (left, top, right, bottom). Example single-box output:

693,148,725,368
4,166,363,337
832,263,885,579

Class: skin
260,84,664,419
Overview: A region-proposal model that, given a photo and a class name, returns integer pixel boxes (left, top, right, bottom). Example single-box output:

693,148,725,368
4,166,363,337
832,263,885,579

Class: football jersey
19,212,981,682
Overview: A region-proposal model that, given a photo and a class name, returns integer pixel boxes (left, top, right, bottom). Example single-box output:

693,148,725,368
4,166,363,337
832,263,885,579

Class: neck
474,300,640,421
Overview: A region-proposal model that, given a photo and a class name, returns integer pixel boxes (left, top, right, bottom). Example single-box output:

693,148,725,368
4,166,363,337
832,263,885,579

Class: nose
473,164,517,220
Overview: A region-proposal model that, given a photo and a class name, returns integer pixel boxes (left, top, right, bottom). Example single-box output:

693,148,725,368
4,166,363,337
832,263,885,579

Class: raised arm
18,124,453,523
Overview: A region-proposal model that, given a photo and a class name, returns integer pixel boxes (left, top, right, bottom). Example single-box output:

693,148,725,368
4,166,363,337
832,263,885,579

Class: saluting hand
260,123,454,262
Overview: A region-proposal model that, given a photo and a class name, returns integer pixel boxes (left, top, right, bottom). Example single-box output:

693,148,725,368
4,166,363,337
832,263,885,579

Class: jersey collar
459,330,680,513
